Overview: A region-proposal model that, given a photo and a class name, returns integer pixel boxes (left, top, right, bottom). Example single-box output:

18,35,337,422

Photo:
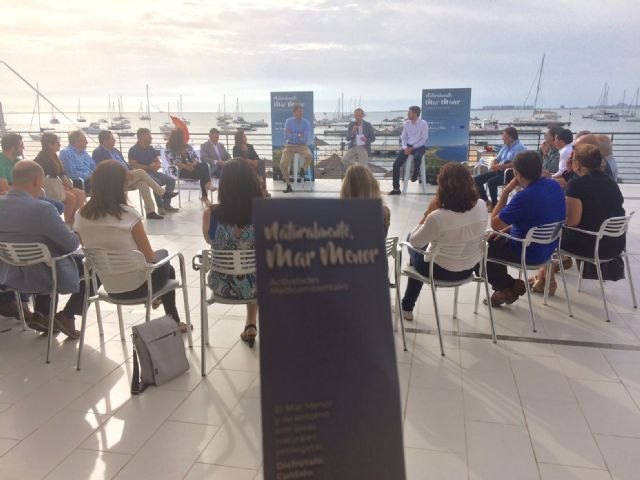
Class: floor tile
462,369,525,425
538,463,612,480
511,356,575,401
184,463,257,480
404,447,466,480
595,434,640,480
45,449,131,480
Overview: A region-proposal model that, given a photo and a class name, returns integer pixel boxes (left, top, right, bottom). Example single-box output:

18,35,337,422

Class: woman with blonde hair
340,164,390,233
34,132,86,225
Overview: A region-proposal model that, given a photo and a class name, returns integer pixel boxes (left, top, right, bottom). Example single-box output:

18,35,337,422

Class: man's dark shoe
489,288,514,307
283,184,293,193
146,212,164,220
388,189,401,195
162,191,179,200
54,312,80,339
299,167,306,177
411,173,419,182
27,312,50,333
507,279,527,304
0,300,21,320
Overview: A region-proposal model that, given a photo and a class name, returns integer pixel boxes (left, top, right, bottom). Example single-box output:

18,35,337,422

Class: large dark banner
422,88,472,163
254,198,406,480
270,91,315,181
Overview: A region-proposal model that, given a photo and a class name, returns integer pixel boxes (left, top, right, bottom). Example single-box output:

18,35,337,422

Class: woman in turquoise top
202,159,264,346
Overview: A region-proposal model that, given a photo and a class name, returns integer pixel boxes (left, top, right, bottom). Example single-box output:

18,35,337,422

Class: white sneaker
402,310,414,321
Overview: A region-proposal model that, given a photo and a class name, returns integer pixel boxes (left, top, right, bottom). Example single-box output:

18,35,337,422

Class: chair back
82,247,149,293
599,212,634,239
524,221,563,246
385,237,399,259
0,241,52,267
205,249,256,276
429,234,485,268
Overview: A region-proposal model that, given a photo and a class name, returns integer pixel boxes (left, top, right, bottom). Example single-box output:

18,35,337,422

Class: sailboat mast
532,54,545,113
146,84,150,116
36,83,41,130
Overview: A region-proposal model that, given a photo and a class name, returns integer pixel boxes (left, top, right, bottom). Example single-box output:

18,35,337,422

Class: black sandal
240,324,257,348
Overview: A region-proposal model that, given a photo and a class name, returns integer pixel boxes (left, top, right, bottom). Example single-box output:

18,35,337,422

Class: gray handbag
131,316,189,394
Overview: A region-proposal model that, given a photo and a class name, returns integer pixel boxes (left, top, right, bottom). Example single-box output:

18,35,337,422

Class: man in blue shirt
279,104,312,193
59,130,95,193
93,130,173,219
474,127,527,210
128,128,178,213
486,151,566,306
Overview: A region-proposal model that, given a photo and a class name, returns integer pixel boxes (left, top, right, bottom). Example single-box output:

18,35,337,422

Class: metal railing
14,129,640,183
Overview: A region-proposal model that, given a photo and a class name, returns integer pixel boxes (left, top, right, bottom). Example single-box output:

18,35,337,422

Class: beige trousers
280,144,312,184
342,146,369,167
127,169,165,213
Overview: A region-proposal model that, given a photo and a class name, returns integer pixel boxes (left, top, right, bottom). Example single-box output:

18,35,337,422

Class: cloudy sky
1,0,639,112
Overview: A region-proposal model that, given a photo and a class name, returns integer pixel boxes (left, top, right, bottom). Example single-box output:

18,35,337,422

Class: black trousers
72,178,91,194
33,255,92,317
109,250,180,322
179,163,211,197
474,171,504,205
486,237,521,291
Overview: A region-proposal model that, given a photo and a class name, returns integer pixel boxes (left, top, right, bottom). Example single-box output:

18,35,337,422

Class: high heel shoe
528,276,557,296
240,324,257,348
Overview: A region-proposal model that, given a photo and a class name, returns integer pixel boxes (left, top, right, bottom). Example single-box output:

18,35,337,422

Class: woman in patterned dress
202,159,264,346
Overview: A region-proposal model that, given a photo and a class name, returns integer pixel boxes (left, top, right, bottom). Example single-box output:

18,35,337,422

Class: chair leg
76,300,90,370
177,179,182,208
558,255,573,317
396,277,407,352
624,251,638,308
543,263,552,306
402,155,412,193
14,291,27,331
578,261,584,291
45,291,56,364
453,287,459,319
429,283,445,356
200,268,208,376
473,280,481,314
595,261,610,322
178,255,193,348
95,299,104,337
484,277,497,343
116,304,126,340
523,272,537,333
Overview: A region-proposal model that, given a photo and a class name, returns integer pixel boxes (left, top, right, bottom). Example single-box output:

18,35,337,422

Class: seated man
474,126,526,210
342,108,376,168
551,128,573,179
486,151,566,306
128,128,178,213
540,124,562,177
200,128,231,177
389,105,429,195
59,130,95,193
596,134,618,181
0,161,89,337
280,104,313,193
92,130,175,219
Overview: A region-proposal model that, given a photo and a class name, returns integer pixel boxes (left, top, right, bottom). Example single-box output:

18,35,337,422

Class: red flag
169,115,189,143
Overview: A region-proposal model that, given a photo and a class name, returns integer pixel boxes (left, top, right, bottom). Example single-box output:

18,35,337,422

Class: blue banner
422,88,472,163
270,91,315,181
254,198,406,480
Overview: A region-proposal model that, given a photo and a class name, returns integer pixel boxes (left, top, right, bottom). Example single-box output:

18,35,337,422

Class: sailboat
49,105,60,124
139,84,151,120
593,83,619,121
216,95,233,123
29,84,55,140
621,88,638,119
511,54,570,127
112,96,129,121
626,88,640,122
76,99,87,122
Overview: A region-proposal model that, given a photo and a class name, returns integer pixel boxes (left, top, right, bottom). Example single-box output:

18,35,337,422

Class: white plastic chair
0,241,80,363
386,237,407,350
292,153,311,191
402,154,427,193
76,248,192,370
558,212,636,322
398,234,496,356
487,222,570,332
193,249,256,376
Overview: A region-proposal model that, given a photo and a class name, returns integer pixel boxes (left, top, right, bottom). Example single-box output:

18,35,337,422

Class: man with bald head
595,134,618,181
0,161,85,338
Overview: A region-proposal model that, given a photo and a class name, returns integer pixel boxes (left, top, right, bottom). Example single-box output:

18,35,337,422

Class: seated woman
340,164,390,234
400,162,488,320
530,144,625,294
34,132,86,225
165,129,215,206
74,160,190,332
232,129,269,196
202,159,264,346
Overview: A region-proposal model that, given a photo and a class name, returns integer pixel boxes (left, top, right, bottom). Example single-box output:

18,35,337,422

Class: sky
1,0,639,113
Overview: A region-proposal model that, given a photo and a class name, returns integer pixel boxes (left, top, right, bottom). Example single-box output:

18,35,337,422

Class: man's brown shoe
489,288,514,307
507,279,527,304
26,312,49,333
54,312,80,339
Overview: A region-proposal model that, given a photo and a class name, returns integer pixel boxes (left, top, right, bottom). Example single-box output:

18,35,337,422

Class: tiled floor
2,179,640,479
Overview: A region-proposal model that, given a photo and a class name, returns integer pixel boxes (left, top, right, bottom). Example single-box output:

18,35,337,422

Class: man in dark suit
342,108,376,168
200,128,231,177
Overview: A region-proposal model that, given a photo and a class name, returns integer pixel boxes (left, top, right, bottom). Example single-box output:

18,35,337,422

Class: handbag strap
131,341,147,394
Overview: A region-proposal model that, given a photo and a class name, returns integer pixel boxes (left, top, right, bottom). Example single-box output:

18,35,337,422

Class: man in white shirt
200,128,231,178
551,128,573,179
389,106,429,195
